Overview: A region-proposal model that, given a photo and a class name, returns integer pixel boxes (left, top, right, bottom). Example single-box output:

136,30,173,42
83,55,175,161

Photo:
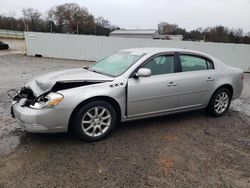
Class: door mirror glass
136,68,151,77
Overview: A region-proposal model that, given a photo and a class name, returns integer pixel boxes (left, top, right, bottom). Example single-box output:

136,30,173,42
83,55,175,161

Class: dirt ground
0,53,250,188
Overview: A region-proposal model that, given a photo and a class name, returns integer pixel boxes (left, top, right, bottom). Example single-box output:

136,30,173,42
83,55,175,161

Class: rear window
180,55,214,72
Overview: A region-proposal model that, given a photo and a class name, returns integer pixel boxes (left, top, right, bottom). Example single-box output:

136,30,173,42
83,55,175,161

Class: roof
121,47,214,59
110,29,158,35
121,47,192,54
120,47,226,68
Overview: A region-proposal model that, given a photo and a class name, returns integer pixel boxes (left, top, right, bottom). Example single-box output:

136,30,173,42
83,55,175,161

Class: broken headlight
30,92,64,109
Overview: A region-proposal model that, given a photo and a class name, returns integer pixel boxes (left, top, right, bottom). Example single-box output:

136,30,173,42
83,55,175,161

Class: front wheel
73,100,117,142
207,88,232,117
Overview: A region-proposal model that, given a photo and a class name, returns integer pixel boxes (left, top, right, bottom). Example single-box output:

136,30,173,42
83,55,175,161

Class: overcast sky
1,0,250,32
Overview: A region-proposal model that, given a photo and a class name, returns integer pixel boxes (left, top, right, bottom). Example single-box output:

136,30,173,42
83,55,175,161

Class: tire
73,100,117,142
3,44,9,49
0,44,8,50
207,88,232,117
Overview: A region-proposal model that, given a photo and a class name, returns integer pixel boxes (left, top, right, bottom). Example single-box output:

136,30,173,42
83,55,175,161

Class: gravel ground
0,54,250,188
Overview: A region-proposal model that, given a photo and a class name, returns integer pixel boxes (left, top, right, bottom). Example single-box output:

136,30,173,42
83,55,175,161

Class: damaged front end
9,87,37,118
50,80,111,92
12,87,37,107
9,67,115,133
10,80,111,117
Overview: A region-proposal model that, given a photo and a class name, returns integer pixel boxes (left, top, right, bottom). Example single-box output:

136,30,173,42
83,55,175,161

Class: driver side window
143,55,175,76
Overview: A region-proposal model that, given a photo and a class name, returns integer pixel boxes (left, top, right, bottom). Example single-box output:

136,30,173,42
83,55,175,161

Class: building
110,29,159,39
165,35,183,41
110,29,183,40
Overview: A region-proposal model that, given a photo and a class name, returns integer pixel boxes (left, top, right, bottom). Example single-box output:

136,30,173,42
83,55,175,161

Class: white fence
24,32,250,72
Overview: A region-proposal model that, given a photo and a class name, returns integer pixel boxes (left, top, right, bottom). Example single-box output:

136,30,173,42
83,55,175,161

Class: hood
25,68,113,96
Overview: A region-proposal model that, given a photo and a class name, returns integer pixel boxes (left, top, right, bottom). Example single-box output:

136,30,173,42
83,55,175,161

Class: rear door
127,54,180,118
177,54,216,108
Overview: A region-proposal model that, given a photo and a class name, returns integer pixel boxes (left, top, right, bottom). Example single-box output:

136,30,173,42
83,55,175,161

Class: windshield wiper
84,67,103,74
87,68,115,77
83,67,102,74
89,69,105,75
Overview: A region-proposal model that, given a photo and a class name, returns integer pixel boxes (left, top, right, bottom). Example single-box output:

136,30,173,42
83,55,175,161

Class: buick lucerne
11,48,244,141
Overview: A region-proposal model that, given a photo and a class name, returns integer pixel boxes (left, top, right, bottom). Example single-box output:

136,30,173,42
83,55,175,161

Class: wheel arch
215,84,233,96
68,96,122,132
207,84,234,107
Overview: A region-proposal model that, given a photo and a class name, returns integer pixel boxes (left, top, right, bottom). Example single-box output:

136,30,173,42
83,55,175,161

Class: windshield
89,51,145,77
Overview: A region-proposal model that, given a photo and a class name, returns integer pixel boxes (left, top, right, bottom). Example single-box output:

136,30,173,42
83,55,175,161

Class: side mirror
136,68,151,78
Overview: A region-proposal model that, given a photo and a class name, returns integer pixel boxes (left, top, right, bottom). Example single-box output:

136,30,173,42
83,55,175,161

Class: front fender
57,82,127,129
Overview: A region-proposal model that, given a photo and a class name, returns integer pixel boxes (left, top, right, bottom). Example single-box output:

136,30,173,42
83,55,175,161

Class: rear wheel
73,100,117,142
207,88,232,117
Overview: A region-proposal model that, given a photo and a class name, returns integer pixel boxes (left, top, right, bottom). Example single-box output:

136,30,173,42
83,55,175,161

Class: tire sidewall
73,100,117,142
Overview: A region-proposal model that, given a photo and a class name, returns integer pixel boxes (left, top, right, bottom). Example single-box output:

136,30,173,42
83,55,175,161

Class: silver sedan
11,48,244,141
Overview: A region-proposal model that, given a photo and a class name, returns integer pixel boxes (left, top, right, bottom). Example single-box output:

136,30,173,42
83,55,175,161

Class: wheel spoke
215,105,218,110
82,120,92,124
94,107,98,116
86,112,94,119
92,126,97,136
220,105,223,112
102,115,111,121
84,123,94,132
215,98,220,103
98,126,103,134
99,108,106,116
100,121,109,126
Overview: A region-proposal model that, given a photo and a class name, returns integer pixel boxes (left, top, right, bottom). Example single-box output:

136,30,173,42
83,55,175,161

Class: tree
0,3,117,36
95,17,112,35
158,22,168,35
22,8,42,31
48,3,95,34
96,17,111,29
188,29,203,41
162,23,179,34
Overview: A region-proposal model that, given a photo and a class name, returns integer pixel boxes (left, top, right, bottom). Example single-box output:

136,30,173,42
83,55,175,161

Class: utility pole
50,21,53,33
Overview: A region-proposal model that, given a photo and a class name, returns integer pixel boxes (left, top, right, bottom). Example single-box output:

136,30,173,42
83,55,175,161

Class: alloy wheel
214,92,229,114
81,106,111,137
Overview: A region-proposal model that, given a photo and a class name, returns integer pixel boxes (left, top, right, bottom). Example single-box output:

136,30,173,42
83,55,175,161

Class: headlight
30,92,64,109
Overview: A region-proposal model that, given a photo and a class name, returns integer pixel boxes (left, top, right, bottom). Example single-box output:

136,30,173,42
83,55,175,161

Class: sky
0,0,250,32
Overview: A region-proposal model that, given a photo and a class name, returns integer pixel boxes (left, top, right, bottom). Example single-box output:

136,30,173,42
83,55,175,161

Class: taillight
241,75,244,80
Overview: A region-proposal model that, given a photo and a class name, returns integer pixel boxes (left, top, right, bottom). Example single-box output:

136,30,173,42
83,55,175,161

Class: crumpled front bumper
12,99,69,133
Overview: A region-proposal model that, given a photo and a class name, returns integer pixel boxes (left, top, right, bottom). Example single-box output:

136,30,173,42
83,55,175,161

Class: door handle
206,77,214,81
167,82,177,87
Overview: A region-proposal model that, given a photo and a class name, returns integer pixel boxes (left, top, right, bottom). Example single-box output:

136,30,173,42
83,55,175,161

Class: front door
127,54,180,118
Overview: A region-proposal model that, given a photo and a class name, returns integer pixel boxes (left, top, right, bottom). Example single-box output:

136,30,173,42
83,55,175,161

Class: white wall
25,32,250,72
